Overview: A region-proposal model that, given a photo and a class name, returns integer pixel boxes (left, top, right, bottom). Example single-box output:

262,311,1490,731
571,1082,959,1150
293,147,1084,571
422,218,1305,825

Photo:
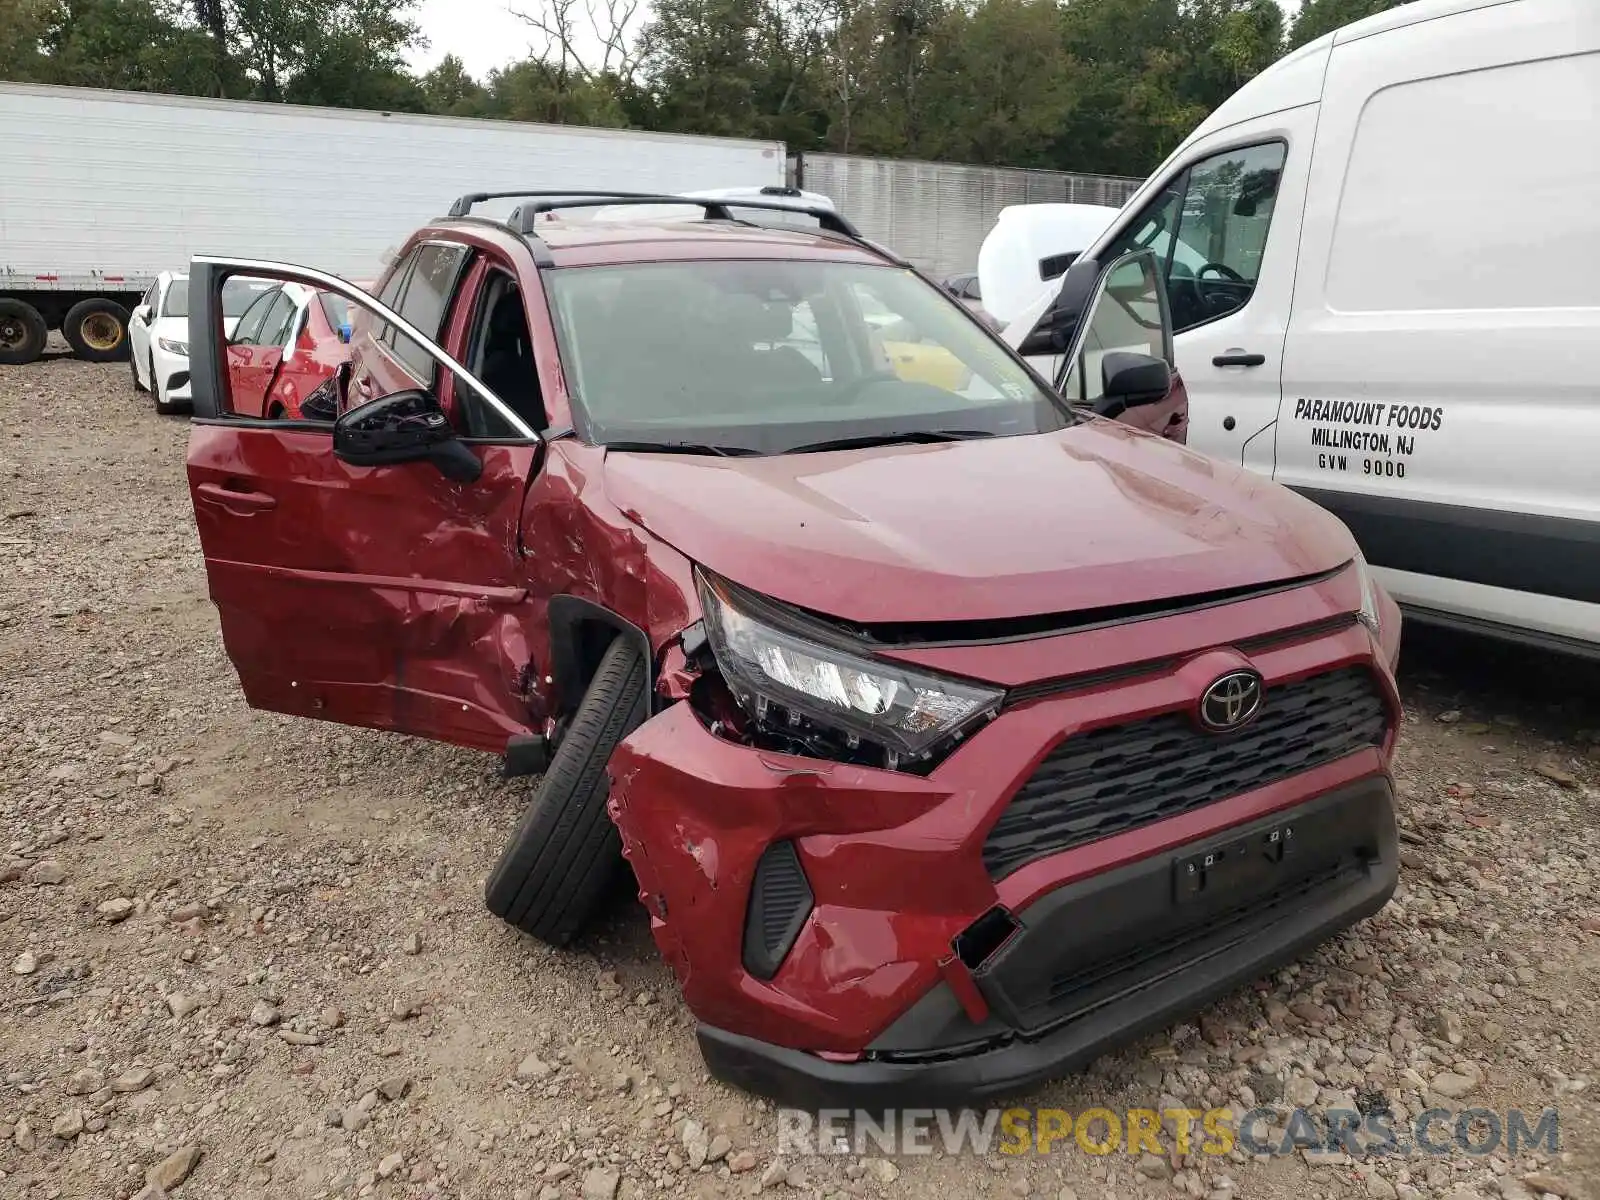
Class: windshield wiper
782,430,997,455
603,440,760,457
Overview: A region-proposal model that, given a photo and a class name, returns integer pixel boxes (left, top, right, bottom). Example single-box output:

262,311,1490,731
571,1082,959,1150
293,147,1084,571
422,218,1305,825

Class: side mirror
1017,255,1101,357
1093,351,1172,420
333,389,482,483
133,304,151,323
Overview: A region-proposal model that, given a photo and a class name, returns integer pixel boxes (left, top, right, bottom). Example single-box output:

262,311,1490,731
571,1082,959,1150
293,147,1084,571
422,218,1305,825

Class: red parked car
181,192,1400,1106
225,282,353,420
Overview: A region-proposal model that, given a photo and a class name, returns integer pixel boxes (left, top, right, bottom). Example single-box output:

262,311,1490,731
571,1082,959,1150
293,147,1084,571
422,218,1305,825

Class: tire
0,299,48,366
62,298,130,363
485,636,644,946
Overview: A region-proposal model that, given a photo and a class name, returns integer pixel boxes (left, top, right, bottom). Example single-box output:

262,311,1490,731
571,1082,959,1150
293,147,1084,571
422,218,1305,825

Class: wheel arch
546,595,652,728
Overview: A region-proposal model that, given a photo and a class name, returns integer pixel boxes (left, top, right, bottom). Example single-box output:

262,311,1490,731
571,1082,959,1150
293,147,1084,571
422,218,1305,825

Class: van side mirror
1017,255,1101,357
1093,352,1172,419
333,389,482,483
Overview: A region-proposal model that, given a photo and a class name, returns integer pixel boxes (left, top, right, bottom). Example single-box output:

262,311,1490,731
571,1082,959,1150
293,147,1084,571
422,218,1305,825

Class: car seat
480,289,547,431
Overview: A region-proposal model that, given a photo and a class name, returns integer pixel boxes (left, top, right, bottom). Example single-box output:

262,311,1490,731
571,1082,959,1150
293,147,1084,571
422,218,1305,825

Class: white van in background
976,203,1122,328
1002,0,1600,658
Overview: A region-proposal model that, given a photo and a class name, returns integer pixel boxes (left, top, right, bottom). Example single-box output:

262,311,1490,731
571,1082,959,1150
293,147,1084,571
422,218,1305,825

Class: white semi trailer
0,83,786,365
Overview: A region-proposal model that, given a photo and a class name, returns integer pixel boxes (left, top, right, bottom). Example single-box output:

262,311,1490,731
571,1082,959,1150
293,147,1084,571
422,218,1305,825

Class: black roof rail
446,190,671,218
503,193,904,265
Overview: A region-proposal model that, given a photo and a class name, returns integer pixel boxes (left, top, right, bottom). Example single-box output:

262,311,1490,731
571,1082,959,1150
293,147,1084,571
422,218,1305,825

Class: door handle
196,481,277,513
1213,352,1266,367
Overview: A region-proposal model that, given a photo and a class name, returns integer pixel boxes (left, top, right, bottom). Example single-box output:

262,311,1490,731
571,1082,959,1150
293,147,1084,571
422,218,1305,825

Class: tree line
0,0,1411,178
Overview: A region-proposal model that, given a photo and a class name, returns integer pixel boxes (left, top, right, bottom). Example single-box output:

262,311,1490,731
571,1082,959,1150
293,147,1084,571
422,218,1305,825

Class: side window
1060,254,1170,405
1103,142,1284,333
231,287,280,346
144,283,159,315
258,293,299,349
463,270,544,437
390,243,470,381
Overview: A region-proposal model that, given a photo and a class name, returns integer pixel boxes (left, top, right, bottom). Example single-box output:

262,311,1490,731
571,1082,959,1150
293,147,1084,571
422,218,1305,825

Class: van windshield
545,260,1067,454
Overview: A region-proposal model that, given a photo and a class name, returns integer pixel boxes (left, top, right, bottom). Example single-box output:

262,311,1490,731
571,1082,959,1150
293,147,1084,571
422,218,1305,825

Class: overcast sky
408,0,1306,81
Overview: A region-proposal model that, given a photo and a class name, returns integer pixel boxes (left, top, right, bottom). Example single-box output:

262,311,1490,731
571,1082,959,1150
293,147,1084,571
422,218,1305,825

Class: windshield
545,260,1067,454
163,279,188,319
222,278,276,318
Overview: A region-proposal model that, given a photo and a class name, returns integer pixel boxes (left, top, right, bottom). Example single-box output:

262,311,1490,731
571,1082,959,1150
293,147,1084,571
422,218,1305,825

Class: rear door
183,255,547,755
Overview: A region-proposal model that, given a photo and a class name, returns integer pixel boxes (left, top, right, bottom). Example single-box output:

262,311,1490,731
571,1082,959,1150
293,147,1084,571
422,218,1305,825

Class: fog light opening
953,905,1022,971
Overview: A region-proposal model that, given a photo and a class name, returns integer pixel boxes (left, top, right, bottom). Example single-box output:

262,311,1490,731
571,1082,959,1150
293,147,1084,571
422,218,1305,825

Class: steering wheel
1195,262,1248,317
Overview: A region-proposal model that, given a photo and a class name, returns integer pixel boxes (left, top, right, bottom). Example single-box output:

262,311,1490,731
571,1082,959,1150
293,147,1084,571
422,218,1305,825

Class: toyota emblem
1199,669,1264,732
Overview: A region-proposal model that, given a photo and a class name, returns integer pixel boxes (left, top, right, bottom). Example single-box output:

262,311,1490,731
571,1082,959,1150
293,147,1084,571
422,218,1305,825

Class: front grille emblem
1199,669,1263,732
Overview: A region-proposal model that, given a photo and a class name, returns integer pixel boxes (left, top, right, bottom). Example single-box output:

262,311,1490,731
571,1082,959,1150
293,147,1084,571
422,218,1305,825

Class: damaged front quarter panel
603,702,992,1052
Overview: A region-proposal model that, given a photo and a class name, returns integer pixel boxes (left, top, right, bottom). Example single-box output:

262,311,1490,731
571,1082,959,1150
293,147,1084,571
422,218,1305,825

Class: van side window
1105,142,1286,334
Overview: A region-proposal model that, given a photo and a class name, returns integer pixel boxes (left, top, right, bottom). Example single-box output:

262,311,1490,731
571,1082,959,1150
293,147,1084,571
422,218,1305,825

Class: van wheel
485,636,644,946
0,299,48,366
62,299,130,362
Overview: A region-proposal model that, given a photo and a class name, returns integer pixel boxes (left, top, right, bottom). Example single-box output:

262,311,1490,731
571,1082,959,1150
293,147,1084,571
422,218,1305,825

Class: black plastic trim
1293,486,1600,607
742,841,814,980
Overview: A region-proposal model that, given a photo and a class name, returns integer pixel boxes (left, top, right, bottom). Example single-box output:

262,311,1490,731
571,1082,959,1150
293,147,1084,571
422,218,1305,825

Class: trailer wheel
0,299,48,366
62,299,130,362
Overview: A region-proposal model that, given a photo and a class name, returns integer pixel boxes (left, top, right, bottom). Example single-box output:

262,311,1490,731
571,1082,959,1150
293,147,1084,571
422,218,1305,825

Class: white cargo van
1002,0,1599,657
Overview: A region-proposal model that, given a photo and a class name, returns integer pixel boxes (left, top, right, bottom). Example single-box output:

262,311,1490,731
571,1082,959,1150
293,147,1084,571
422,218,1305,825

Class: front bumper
605,578,1401,1105
698,776,1397,1107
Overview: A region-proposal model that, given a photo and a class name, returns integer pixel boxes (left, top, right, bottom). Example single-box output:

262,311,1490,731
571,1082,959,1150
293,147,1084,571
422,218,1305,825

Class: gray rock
65,1067,104,1095
249,1000,280,1027
11,950,38,975
97,896,135,923
28,860,67,886
14,1116,37,1151
147,1143,203,1191
1135,1153,1172,1180
377,1075,409,1101
1285,1075,1321,1108
52,1107,85,1140
683,1119,709,1169
1366,1175,1399,1200
1430,1071,1478,1099
707,1134,732,1164
112,1067,156,1093
517,1054,552,1082
377,1152,403,1178
581,1166,621,1200
403,933,422,955
341,1106,370,1132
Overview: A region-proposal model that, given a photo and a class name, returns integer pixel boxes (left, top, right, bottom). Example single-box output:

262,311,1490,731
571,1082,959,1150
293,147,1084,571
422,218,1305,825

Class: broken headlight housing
696,570,1002,768
1353,551,1381,636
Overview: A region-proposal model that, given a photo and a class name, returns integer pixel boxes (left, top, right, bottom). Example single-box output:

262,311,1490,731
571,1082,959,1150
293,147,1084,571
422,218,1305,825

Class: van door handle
1213,352,1266,367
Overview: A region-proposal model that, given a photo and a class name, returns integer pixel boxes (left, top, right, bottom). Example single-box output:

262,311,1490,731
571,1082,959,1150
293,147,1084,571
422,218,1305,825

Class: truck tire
62,298,130,362
485,636,643,946
0,299,48,366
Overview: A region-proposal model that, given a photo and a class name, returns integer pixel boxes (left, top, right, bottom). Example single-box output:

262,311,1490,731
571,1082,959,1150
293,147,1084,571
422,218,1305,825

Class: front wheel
153,356,184,415
130,345,147,393
62,299,130,363
485,636,644,946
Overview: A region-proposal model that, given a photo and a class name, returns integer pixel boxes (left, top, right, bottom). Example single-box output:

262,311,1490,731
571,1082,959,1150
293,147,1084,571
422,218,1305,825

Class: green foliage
0,0,1420,177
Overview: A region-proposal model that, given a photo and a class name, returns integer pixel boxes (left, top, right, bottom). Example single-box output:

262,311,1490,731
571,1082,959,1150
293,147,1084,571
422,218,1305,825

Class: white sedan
129,272,275,413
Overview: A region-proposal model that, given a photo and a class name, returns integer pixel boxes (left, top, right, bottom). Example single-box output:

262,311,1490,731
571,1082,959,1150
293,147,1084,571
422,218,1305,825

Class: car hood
600,423,1355,625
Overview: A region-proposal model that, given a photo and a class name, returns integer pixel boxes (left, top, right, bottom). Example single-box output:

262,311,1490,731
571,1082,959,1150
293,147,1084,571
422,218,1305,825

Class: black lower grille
742,840,813,979
983,667,1388,879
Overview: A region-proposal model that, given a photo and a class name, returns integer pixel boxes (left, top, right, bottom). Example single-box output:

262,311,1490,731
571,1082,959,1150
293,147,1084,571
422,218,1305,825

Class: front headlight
158,337,189,357
697,571,1002,765
1353,551,1381,636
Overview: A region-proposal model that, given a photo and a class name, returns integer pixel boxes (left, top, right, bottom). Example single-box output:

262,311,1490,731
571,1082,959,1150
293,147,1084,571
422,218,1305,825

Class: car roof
426,214,895,271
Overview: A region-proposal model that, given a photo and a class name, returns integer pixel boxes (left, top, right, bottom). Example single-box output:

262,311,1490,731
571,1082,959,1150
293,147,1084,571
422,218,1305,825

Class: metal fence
791,152,1145,281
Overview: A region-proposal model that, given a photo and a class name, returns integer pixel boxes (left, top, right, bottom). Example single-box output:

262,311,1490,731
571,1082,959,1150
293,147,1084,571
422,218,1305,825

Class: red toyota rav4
183,193,1401,1106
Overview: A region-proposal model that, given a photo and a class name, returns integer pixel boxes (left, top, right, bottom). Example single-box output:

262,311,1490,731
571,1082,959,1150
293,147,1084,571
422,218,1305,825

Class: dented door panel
188,422,543,752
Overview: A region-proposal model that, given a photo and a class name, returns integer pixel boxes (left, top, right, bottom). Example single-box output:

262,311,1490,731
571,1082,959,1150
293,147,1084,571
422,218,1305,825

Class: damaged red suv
183,193,1401,1107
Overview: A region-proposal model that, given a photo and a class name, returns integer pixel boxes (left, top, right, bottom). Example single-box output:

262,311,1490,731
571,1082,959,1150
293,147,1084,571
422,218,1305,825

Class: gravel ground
2,353,1598,1200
